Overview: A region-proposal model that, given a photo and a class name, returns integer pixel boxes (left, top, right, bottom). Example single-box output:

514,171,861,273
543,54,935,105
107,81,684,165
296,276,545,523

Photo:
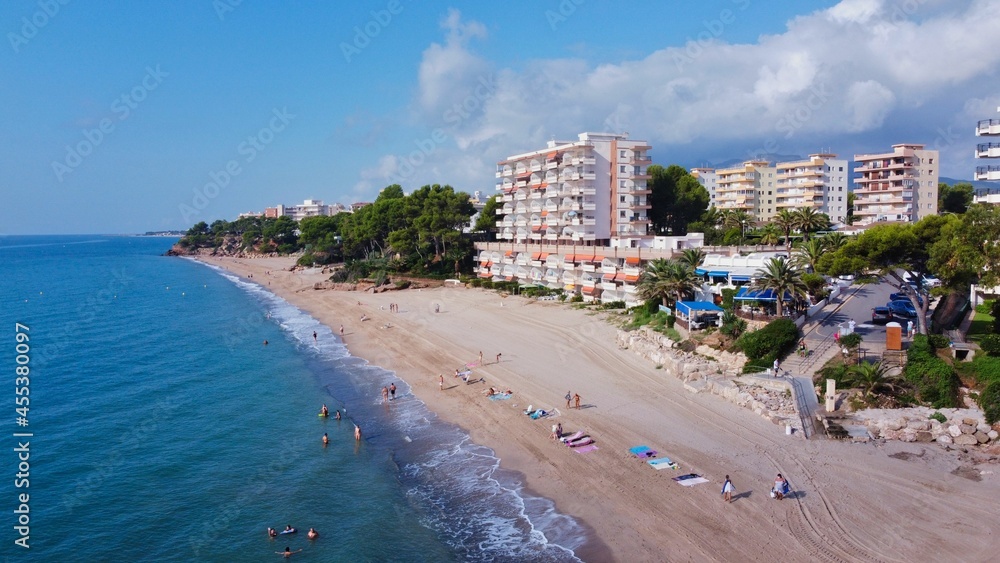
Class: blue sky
2,0,999,234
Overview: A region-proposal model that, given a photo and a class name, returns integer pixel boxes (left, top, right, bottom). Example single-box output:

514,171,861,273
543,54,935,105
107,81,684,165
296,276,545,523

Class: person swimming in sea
307,528,319,540
322,433,329,445
267,527,277,538
282,525,297,534
334,410,341,420
276,546,302,558
320,404,329,416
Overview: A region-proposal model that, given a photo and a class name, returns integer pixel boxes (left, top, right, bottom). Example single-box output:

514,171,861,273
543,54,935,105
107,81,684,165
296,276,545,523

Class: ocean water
1,235,584,562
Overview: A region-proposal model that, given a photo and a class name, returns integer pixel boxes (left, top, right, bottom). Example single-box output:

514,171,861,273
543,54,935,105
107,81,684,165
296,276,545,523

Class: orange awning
547,151,558,159
581,286,596,294
541,210,548,217
479,272,491,278
532,226,544,232
592,255,605,262
531,252,542,260
625,274,639,282
625,257,640,265
505,275,513,281
580,254,596,262
504,250,513,256
539,253,549,259
614,273,626,282
602,273,616,281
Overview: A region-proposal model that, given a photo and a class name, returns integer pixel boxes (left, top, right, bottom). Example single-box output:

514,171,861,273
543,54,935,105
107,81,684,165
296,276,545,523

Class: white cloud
354,0,1000,194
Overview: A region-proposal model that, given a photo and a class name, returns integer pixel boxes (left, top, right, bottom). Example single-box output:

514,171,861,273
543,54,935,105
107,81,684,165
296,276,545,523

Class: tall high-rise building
775,154,849,224
495,132,651,246
691,167,718,208
714,160,775,222
853,144,939,225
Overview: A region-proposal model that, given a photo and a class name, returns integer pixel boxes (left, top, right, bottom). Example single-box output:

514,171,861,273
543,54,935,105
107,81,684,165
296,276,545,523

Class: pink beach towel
559,431,585,443
567,437,594,448
574,444,598,454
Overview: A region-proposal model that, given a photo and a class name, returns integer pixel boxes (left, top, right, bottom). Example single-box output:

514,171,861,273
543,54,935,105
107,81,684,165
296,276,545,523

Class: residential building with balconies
691,167,718,208
494,132,651,247
853,144,938,225
775,154,848,224
975,108,1000,193
713,160,775,222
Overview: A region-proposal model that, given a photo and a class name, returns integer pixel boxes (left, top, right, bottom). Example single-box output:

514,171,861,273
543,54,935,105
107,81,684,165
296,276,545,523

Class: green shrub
904,335,959,408
570,294,583,303
470,278,482,287
816,364,850,387
928,334,950,350
929,412,947,424
721,288,737,310
980,334,1000,356
601,300,627,310
394,280,411,290
839,332,862,350
975,299,995,315
802,273,826,296
558,293,567,302
971,355,1000,386
979,381,1000,424
666,314,676,329
737,318,799,361
645,298,661,315
297,253,316,267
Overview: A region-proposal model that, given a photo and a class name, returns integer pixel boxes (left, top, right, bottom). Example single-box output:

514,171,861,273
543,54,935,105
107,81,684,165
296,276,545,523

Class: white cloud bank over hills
356,0,1000,196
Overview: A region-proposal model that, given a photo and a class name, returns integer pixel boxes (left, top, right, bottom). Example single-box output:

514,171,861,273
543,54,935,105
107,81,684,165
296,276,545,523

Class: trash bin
785,424,793,435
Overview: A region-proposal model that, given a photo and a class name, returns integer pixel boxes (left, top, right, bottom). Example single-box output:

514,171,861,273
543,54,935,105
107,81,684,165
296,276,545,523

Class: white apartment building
495,132,652,247
775,154,849,225
264,199,343,221
691,168,718,208
713,160,776,222
975,107,1000,186
853,144,939,225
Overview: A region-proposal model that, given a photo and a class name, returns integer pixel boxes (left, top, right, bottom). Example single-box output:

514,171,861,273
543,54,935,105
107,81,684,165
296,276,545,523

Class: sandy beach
200,255,999,562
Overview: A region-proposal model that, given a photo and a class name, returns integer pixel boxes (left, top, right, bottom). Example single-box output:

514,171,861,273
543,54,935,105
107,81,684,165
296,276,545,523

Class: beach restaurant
674,301,724,331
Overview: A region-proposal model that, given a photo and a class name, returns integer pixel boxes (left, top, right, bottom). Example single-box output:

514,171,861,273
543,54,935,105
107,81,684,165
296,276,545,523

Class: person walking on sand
565,391,572,409
479,351,483,365
722,475,734,503
339,325,345,337
495,352,502,364
439,374,444,391
573,393,581,409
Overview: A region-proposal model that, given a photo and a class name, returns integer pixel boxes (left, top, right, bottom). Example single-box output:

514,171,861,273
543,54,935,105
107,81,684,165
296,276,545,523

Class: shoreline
196,255,1000,562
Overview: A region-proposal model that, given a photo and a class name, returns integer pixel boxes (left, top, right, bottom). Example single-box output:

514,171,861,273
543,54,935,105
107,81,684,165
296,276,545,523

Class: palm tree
793,208,830,241
757,224,781,248
723,210,752,252
821,232,849,252
793,238,825,273
848,361,905,402
774,209,797,253
678,248,706,270
752,256,808,317
637,259,700,307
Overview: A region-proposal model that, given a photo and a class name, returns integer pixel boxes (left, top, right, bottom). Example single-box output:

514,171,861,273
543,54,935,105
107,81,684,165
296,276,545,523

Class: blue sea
1,235,586,562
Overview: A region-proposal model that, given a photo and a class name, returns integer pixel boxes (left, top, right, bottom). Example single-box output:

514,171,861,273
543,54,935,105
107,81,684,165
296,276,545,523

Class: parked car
872,306,892,323
889,292,923,306
887,300,918,318
922,275,942,288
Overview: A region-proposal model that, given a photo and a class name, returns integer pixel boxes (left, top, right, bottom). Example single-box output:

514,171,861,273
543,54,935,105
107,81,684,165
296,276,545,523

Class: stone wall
617,327,802,433
854,407,999,446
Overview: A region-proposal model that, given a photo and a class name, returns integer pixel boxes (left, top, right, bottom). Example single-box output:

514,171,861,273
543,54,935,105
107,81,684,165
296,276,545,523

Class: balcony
976,165,1000,181
976,143,1000,158
977,119,1000,136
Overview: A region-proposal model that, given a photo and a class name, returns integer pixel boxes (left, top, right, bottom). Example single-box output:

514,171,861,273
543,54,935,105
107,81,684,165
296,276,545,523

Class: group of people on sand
564,391,581,409
267,525,319,557
719,473,791,503
484,386,512,397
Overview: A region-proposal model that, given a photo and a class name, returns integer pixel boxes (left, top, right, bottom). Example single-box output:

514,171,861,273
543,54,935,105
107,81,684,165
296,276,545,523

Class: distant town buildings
974,108,1000,205
494,132,652,247
262,199,346,221
852,144,939,225
776,154,848,225
714,160,776,220
691,168,718,208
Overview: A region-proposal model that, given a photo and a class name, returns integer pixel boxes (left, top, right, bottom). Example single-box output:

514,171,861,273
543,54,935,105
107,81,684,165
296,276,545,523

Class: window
620,196,626,203
839,166,843,172
620,150,626,158
620,211,627,218
838,196,843,201
620,165,626,173
929,158,934,164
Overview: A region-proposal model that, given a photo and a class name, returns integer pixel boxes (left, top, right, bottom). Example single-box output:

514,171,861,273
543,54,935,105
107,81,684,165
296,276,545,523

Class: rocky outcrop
854,407,999,448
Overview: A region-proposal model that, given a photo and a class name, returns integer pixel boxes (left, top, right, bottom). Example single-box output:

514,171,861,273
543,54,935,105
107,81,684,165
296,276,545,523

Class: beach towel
628,446,657,458
466,362,480,368
648,458,679,470
488,393,512,401
560,430,585,443
672,474,709,487
574,444,598,454
529,409,548,419
567,437,593,448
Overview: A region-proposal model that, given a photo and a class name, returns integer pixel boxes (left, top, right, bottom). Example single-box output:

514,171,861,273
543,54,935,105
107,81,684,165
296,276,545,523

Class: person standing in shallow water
389,382,396,400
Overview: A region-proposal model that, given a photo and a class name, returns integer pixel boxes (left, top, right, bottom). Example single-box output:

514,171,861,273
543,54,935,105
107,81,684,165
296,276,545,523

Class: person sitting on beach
307,528,319,540
773,474,788,500
505,388,513,395
267,527,277,538
360,314,369,322
276,546,302,558
486,387,496,397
